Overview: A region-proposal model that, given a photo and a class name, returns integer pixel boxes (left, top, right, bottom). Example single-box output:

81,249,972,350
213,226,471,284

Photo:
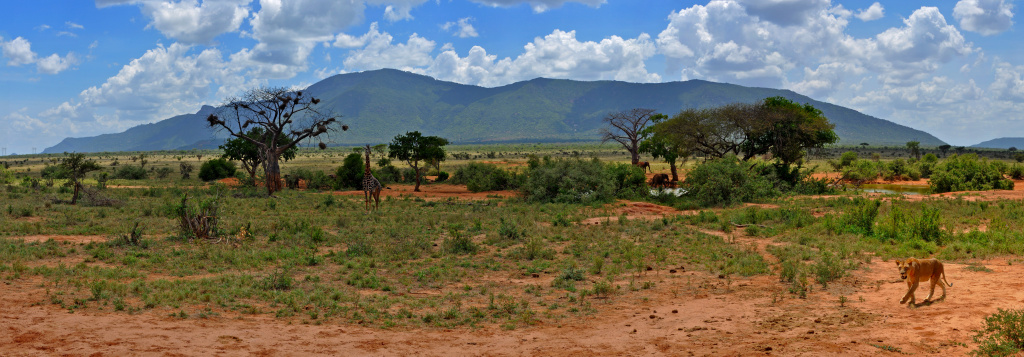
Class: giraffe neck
364,147,372,176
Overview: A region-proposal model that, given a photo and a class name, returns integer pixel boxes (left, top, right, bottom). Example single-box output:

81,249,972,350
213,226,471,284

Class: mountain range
970,137,1024,149
43,69,947,153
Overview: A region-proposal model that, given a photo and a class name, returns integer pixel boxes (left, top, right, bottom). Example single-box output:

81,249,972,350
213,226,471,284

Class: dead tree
600,108,657,165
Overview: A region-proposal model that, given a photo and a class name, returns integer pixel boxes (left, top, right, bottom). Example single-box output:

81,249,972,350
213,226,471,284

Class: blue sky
1,0,1020,155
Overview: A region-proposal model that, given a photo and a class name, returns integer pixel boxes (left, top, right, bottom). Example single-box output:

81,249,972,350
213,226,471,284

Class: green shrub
682,155,779,207
451,163,516,192
606,163,647,199
839,151,858,167
813,251,846,288
841,159,880,182
113,165,148,180
154,167,174,179
0,165,14,185
40,165,70,179
443,230,478,255
288,168,332,190
375,165,402,185
1010,165,1024,180
335,153,364,189
930,154,1014,193
972,308,1024,356
840,198,880,236
198,158,237,182
519,157,614,204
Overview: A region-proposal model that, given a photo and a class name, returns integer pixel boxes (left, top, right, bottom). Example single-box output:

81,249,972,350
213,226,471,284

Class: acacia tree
938,144,951,157
639,114,690,181
655,97,836,183
206,86,344,194
220,127,297,185
58,152,101,205
906,141,921,160
655,103,761,160
741,96,838,166
600,108,658,164
388,131,449,192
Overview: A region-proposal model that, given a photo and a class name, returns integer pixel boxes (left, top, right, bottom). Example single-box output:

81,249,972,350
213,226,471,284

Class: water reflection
859,183,931,195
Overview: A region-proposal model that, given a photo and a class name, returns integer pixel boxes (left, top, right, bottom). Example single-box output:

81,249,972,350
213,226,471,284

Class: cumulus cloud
60,43,249,125
2,37,38,66
469,0,605,13
873,7,973,84
37,53,78,74
854,2,883,21
98,0,249,44
370,0,429,21
1,36,78,74
427,29,659,86
240,0,368,78
953,0,1014,36
656,0,846,88
990,60,1024,101
442,17,479,38
736,0,831,26
337,23,436,71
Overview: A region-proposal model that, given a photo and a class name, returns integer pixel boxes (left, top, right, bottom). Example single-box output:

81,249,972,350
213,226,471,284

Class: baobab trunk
413,165,422,192
265,153,283,195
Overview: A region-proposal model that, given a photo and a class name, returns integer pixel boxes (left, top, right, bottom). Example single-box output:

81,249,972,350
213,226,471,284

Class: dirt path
3,245,1021,355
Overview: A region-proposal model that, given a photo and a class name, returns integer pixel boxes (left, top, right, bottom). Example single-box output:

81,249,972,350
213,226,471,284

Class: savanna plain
4,144,1024,356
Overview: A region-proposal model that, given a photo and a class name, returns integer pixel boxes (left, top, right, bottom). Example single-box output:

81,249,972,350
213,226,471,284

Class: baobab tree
206,86,345,194
600,108,658,165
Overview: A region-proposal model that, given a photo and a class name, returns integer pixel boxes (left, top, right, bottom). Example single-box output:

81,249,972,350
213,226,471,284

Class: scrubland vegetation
2,141,1024,349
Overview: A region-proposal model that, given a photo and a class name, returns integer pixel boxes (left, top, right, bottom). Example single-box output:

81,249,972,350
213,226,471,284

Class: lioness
895,258,952,306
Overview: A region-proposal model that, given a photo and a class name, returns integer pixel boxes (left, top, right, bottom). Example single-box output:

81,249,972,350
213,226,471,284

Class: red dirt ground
5,180,1024,355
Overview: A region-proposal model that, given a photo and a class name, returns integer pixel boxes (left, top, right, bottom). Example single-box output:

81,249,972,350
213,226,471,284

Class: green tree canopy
58,152,102,205
639,113,689,181
741,96,838,166
388,131,449,192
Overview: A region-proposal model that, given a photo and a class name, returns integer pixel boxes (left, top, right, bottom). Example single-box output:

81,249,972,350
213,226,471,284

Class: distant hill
44,69,946,153
971,138,1024,149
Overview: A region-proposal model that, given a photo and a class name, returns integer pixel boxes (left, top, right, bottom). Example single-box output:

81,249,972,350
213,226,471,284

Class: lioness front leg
900,281,918,305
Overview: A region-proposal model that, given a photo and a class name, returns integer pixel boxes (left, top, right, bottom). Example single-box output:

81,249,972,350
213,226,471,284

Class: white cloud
656,0,846,87
990,60,1024,101
736,0,831,26
1,36,78,74
873,7,973,85
336,23,436,71
427,29,660,86
371,0,429,21
65,43,247,124
37,53,78,74
241,0,368,78
953,0,1014,36
35,24,51,31
65,21,85,30
98,0,249,44
2,37,38,66
469,0,605,13
442,17,479,38
854,2,883,21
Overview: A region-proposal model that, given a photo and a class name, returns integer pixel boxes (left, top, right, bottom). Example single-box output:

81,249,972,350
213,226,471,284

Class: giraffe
363,144,383,211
